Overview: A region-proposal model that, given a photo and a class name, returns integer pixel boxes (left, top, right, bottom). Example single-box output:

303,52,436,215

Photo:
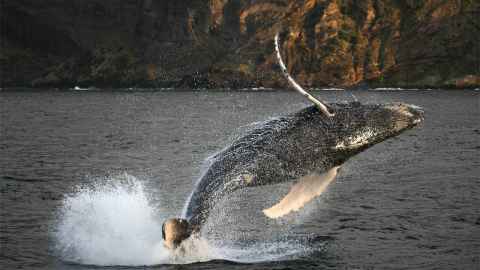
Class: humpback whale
162,102,423,248
161,33,424,249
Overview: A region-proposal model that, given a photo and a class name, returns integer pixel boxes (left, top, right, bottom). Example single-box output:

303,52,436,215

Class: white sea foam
73,86,90,91
372,87,436,91
54,174,316,266
247,87,274,91
311,87,345,91
372,87,404,91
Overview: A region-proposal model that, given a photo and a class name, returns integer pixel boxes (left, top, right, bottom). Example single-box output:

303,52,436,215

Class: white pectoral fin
263,166,340,219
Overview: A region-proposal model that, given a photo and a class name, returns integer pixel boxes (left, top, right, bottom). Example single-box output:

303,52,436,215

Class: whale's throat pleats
263,166,340,219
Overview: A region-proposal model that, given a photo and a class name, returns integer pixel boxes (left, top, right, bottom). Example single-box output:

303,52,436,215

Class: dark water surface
1,89,479,269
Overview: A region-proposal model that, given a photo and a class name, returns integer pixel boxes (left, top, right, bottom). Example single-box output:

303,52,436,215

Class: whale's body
183,102,423,229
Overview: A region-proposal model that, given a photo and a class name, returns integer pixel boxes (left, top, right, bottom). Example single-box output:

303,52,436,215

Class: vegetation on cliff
1,0,478,89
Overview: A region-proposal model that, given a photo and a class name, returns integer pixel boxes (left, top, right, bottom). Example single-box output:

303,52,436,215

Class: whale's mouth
410,105,425,126
384,103,424,134
391,103,424,124
402,104,424,126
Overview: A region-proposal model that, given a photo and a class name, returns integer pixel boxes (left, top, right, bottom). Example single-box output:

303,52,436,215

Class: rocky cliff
1,0,479,89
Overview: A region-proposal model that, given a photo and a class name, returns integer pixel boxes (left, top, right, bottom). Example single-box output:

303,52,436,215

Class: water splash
54,174,168,265
54,174,320,266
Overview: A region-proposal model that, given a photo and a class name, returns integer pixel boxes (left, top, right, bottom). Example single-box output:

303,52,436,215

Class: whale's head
162,218,191,250
326,102,423,163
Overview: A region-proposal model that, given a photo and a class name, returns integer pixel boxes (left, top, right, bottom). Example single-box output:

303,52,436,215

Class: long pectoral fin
263,166,340,219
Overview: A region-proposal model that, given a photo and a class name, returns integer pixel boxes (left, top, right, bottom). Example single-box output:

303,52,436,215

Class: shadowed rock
1,0,478,88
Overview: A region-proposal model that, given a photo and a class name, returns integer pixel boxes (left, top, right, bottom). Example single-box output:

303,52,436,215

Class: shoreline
1,86,478,92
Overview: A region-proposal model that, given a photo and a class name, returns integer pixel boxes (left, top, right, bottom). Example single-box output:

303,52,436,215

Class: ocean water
0,89,479,269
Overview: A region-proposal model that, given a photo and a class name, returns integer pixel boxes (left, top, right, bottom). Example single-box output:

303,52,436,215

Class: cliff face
1,0,479,89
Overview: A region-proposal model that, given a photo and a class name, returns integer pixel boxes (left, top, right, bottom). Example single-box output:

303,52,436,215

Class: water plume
54,174,168,265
